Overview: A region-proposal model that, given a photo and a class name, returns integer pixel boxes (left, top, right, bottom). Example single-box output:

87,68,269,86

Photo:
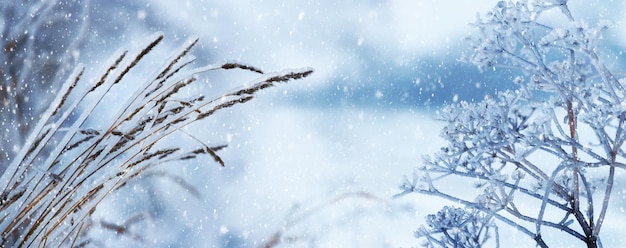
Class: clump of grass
0,32,313,247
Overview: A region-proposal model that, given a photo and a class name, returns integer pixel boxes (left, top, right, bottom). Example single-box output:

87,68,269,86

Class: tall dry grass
0,33,313,247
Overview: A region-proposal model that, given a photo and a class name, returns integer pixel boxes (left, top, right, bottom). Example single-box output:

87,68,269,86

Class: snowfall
18,0,626,247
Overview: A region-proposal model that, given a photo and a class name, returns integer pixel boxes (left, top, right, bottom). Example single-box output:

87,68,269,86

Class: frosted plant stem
580,174,594,229
440,166,570,211
494,224,500,248
567,100,581,223
535,164,566,237
614,118,626,150
502,207,584,240
593,165,615,237
587,50,621,101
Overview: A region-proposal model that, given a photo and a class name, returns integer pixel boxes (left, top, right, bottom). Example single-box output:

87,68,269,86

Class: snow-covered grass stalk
398,1,625,247
0,33,313,247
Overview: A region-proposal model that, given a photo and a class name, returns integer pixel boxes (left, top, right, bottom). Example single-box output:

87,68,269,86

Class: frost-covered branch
400,1,625,247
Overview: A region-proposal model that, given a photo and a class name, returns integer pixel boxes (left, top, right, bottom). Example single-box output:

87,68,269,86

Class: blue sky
78,1,626,246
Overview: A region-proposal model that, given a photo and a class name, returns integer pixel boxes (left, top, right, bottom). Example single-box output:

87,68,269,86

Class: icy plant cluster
416,206,495,248
399,1,626,247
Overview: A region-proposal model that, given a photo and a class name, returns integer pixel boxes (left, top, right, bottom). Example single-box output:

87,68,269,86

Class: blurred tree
0,0,90,171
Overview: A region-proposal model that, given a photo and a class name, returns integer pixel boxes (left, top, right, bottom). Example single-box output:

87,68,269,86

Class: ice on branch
400,1,626,247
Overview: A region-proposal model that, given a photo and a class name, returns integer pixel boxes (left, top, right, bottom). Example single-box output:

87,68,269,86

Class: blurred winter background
8,0,626,247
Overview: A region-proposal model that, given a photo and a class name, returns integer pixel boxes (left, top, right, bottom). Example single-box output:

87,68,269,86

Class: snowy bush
398,1,625,247
416,206,496,247
0,29,312,248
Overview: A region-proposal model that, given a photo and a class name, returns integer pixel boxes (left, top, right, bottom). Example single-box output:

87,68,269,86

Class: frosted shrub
416,206,496,247
398,1,624,247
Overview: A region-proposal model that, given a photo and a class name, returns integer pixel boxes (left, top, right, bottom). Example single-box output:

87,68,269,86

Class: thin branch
593,166,615,237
